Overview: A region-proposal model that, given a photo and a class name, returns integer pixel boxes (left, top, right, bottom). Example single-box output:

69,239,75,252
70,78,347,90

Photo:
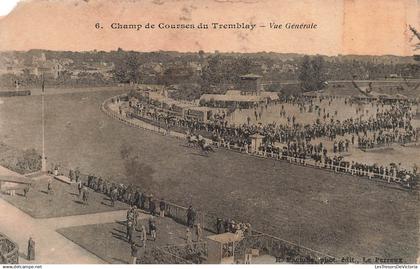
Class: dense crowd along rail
101,95,419,191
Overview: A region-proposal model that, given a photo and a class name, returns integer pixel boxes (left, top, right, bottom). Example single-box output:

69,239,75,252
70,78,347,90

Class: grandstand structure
129,74,280,122
199,74,279,108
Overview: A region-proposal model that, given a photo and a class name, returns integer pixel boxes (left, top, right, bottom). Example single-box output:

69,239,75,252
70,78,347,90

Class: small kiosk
249,134,265,153
206,233,242,264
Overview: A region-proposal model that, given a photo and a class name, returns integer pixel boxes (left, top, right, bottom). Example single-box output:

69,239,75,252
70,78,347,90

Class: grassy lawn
57,216,211,264
0,90,418,262
1,177,128,218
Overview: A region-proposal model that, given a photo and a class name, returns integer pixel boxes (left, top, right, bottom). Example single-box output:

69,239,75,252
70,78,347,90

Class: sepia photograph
0,0,418,266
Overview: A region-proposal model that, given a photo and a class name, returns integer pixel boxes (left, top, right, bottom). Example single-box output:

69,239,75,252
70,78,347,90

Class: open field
0,88,418,262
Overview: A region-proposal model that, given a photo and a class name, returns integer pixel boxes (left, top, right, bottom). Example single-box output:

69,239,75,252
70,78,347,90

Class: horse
186,134,199,148
198,139,214,155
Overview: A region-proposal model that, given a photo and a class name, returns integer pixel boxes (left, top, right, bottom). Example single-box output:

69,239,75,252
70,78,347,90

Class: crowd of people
357,129,417,149
125,93,419,190
264,140,418,189
67,168,253,242
129,94,417,148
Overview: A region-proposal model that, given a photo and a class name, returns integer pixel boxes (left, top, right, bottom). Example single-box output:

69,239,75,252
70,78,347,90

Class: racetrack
0,88,418,262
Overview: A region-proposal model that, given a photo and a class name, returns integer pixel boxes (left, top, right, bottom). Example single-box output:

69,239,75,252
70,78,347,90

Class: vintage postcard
0,0,419,266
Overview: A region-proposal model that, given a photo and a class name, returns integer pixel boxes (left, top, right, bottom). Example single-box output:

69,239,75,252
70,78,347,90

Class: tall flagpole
41,75,47,172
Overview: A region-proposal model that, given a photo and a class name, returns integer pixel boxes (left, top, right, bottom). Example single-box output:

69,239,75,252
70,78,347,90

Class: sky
0,0,418,56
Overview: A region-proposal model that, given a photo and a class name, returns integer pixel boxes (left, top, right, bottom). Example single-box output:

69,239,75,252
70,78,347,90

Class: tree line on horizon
0,49,418,95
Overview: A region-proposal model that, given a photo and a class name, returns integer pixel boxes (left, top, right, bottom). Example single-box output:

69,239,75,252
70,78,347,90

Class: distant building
200,90,278,108
199,74,279,108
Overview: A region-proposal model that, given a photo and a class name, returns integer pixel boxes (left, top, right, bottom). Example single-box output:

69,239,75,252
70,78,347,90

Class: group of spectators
66,168,256,242
124,94,419,190
357,129,417,149
216,218,252,238
258,140,418,189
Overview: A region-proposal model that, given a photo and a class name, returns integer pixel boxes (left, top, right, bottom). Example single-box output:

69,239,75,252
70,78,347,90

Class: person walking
27,237,35,261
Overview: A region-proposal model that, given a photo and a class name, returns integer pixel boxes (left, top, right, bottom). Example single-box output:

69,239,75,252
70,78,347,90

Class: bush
15,149,42,174
0,143,41,174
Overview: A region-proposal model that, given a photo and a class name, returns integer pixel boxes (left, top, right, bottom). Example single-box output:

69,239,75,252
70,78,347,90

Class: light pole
41,76,47,172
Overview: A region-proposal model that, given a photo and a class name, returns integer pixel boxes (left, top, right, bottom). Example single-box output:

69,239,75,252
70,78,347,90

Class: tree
298,55,313,91
298,55,326,92
112,52,141,84
311,56,327,90
126,54,141,83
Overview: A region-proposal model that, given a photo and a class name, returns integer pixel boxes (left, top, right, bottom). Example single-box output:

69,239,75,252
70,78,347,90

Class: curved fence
0,233,19,264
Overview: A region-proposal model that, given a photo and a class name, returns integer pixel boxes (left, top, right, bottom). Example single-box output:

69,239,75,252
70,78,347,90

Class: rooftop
200,93,264,103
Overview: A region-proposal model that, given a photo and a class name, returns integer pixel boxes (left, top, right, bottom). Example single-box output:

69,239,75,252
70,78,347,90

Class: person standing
77,180,83,197
149,199,156,216
111,188,118,207
47,179,53,195
149,216,156,241
140,224,147,248
195,223,203,242
69,169,74,182
132,206,139,227
186,206,196,228
23,184,30,198
159,199,166,217
126,207,136,242
216,218,224,234
74,168,80,182
127,219,134,243
27,237,35,261
140,193,146,209
82,187,89,205
130,242,138,264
